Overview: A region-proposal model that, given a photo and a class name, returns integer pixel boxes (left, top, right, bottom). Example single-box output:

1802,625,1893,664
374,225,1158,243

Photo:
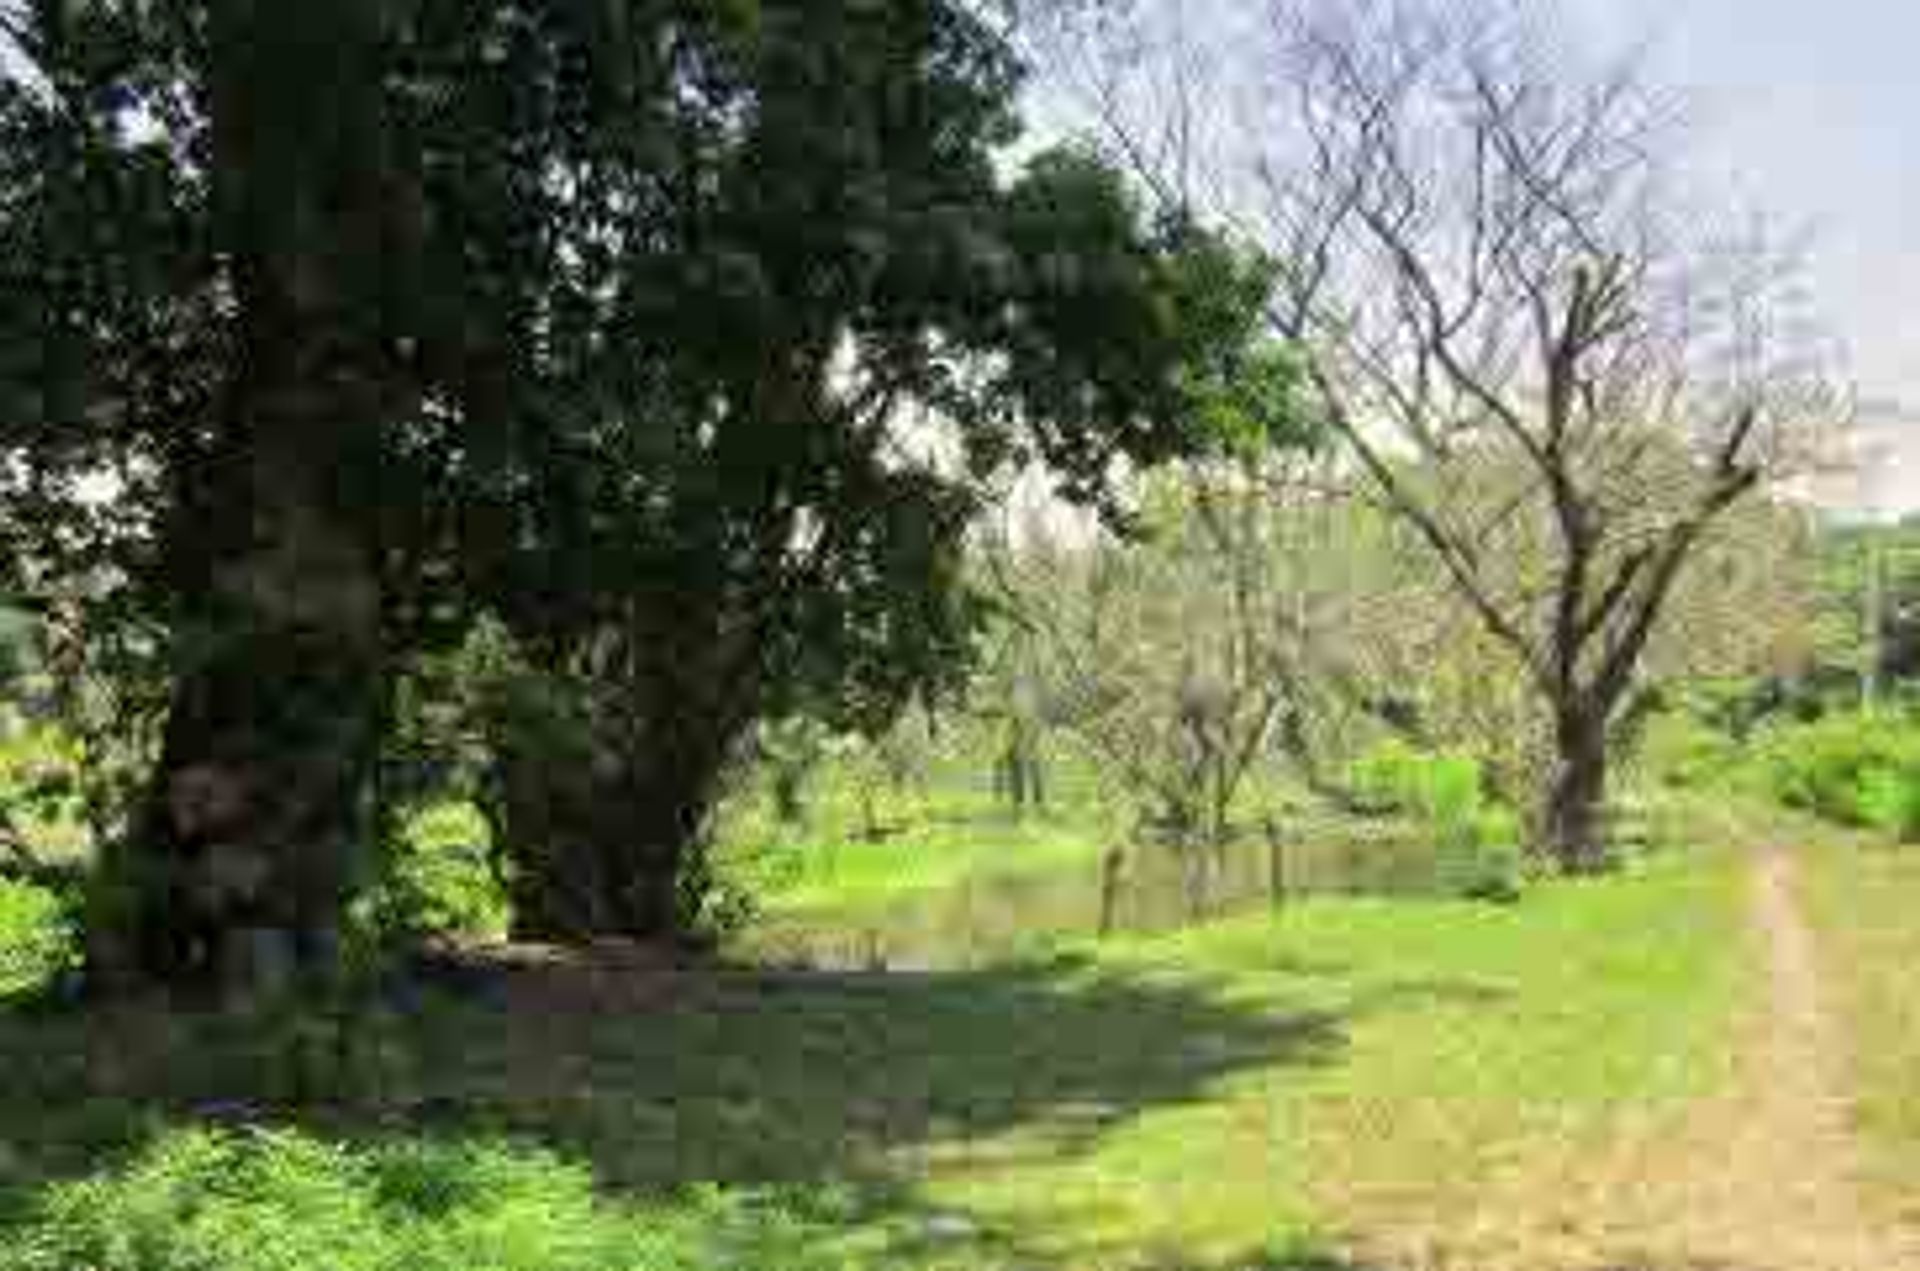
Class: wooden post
1264,815,1287,909
1098,846,1125,938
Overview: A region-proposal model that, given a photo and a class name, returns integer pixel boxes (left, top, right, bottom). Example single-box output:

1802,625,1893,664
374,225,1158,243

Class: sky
1573,0,1920,514
6,2,1916,510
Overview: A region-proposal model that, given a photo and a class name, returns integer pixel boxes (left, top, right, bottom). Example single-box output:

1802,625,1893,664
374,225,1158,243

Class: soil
1369,847,1920,1271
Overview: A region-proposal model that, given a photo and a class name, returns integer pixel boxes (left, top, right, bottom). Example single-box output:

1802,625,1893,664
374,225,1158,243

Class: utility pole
1864,521,1884,711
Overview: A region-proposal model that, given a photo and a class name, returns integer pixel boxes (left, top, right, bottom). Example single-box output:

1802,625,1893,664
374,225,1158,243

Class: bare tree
983,465,1298,908
1059,0,1839,869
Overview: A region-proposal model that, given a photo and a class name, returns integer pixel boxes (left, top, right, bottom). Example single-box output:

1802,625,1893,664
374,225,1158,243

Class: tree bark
94,451,385,994
501,713,737,945
492,607,754,947
1542,708,1610,875
88,1,398,995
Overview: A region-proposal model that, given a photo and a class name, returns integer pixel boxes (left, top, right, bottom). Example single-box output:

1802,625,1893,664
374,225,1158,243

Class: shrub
1755,711,1920,838
1346,741,1523,901
2,1128,871,1271
360,803,509,945
0,879,78,998
1640,710,1742,790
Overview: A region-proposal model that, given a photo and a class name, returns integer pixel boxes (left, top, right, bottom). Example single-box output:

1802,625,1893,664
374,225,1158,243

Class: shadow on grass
0,945,1507,1268
0,950,1335,1170
399,948,1357,1185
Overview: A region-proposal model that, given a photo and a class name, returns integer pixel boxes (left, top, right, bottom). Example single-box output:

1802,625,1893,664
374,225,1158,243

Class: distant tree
1811,517,1920,703
1064,0,1841,870
1003,452,1343,908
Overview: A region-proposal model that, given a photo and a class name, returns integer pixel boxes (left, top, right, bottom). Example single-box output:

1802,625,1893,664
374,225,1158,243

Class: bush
1346,741,1523,901
0,879,78,998
1755,711,1920,838
359,803,509,946
2,1128,871,1271
1640,710,1743,790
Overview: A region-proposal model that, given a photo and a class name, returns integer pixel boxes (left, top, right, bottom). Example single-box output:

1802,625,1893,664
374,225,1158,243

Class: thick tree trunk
502,722,737,945
95,463,385,996
501,723,733,945
85,2,400,998
494,617,753,947
1542,709,1611,875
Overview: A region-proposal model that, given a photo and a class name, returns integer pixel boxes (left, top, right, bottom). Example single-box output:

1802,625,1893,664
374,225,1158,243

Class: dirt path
1375,846,1920,1271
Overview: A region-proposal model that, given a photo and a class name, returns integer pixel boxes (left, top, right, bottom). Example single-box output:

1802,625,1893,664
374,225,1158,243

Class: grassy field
713,742,1124,921
1799,829,1920,1217
0,837,1750,1270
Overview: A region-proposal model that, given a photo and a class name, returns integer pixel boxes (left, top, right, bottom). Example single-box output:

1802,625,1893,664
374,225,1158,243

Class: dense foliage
0,0,1279,977
2,1130,867,1271
1754,712,1920,839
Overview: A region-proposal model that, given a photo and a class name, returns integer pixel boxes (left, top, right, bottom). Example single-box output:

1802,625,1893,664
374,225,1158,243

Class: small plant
362,803,509,944
1,1128,867,1271
0,879,79,999
1346,741,1524,901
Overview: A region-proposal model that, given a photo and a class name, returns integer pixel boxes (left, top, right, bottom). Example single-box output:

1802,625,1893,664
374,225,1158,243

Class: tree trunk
493,617,752,948
94,461,385,995
997,721,1045,817
85,2,400,997
502,717,736,945
1542,710,1610,875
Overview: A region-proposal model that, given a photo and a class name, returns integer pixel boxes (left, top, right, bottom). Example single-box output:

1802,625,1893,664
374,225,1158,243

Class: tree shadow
376,947,1356,1186
0,946,1512,1266
0,950,1333,1175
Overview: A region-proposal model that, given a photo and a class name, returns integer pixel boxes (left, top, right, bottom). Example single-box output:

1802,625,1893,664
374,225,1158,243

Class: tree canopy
0,0,1285,981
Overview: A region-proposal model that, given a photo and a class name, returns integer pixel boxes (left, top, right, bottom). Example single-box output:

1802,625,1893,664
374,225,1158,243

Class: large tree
1057,0,1840,869
0,0,1268,982
472,143,1281,940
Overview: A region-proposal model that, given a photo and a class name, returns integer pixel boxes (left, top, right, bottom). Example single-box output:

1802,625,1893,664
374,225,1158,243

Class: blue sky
1581,0,1920,510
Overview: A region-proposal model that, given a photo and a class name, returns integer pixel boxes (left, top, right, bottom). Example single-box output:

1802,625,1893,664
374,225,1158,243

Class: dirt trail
1376,847,1920,1271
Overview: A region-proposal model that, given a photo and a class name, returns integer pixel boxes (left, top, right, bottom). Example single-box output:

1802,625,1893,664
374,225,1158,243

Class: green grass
917,849,1747,1262
1800,832,1920,1213
714,746,1124,920
0,841,1749,1270
0,1130,878,1271
735,810,1116,918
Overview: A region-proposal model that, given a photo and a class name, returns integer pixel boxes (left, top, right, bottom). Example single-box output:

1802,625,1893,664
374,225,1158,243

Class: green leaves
4,0,1314,944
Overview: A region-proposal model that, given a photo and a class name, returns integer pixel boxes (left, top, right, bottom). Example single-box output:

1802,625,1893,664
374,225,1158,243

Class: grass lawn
1799,830,1920,1217
714,747,1124,922
734,806,1117,919
0,839,1749,1271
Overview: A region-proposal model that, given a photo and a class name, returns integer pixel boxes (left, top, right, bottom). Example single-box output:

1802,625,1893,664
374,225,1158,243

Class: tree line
0,0,1844,996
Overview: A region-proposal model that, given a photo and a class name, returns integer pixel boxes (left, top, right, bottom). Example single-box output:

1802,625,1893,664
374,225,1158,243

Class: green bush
3,1128,871,1271
1755,711,1920,838
0,879,77,998
1640,710,1743,790
361,803,509,943
1347,741,1523,902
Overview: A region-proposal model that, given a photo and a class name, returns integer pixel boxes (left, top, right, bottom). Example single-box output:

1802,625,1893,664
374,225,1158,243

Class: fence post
1263,815,1287,909
1098,846,1125,938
